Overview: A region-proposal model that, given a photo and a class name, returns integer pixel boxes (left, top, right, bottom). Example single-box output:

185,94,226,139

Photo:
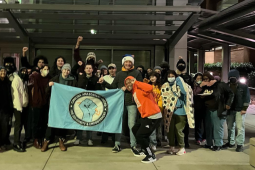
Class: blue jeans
205,109,225,147
76,130,92,140
115,105,137,147
226,111,246,145
149,130,157,146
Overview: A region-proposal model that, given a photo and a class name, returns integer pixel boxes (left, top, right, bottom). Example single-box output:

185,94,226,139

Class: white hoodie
8,72,28,112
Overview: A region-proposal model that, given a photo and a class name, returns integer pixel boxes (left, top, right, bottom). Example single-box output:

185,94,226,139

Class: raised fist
77,36,83,42
78,61,83,66
23,47,28,52
98,59,103,64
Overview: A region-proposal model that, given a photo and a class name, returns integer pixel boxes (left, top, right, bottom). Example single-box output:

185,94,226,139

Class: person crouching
124,76,162,163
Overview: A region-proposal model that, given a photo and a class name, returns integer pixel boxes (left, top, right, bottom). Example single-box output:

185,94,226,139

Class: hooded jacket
125,76,161,118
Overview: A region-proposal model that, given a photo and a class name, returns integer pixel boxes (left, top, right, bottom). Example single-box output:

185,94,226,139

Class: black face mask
5,65,15,74
177,65,185,72
20,74,29,81
230,78,237,84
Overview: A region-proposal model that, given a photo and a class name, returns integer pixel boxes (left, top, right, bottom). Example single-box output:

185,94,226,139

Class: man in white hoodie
4,57,28,152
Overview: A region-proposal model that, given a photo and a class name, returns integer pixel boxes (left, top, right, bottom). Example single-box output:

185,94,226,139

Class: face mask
230,78,237,84
168,77,175,83
41,70,49,77
5,65,15,74
177,65,185,72
20,74,29,81
196,80,202,84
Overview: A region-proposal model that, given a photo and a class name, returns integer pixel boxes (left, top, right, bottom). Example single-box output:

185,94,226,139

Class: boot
41,140,49,152
59,138,67,151
33,139,41,149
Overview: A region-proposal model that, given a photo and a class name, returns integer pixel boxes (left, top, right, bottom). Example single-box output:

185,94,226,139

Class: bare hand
241,110,246,115
121,86,126,91
97,75,104,84
49,82,54,87
77,36,83,42
79,72,83,75
98,59,103,64
226,105,231,110
78,61,83,66
23,47,28,53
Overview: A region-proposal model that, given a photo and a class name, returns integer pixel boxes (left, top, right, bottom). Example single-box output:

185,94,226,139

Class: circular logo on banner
69,92,108,126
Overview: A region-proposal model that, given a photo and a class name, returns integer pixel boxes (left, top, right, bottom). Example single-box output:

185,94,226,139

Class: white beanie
122,54,134,65
86,52,96,61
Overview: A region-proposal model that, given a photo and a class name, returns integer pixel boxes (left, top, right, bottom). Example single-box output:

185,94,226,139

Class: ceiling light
90,29,96,34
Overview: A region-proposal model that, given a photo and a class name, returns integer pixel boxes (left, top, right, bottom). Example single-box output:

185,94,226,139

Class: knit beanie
160,62,170,69
122,54,134,65
86,52,96,61
203,72,215,81
0,66,6,71
61,63,71,71
100,65,108,70
153,66,162,71
228,69,240,79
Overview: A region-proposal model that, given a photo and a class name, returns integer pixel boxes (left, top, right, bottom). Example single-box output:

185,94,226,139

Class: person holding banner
41,63,77,152
98,54,143,155
124,76,162,163
74,63,102,146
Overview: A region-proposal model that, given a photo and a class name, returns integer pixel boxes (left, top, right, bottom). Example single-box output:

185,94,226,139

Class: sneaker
131,146,146,157
151,145,157,152
213,146,221,151
204,144,214,150
236,145,243,152
141,155,157,163
222,142,235,149
112,145,121,153
87,139,93,146
73,139,80,145
176,148,186,156
196,140,201,145
201,139,206,143
166,146,175,155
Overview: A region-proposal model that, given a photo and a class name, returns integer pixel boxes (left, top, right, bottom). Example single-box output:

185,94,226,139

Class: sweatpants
168,114,187,148
132,117,161,156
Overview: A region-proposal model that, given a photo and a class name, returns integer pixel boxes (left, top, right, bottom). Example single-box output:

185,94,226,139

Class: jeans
76,130,92,141
226,111,246,146
205,109,225,147
149,130,157,146
115,105,137,147
194,108,206,141
168,114,187,148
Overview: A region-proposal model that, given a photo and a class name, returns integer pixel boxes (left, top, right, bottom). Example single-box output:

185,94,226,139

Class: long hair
148,71,162,89
52,56,66,71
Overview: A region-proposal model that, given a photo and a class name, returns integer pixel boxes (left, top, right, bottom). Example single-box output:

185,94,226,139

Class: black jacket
180,73,193,87
0,77,13,111
203,82,234,118
49,68,61,78
78,74,102,90
103,68,143,105
228,82,250,112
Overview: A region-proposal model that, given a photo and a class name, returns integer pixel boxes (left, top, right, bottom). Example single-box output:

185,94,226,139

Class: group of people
0,36,250,164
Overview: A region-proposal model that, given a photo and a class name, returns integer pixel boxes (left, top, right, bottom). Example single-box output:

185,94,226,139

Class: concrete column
189,51,195,74
169,33,188,70
222,45,231,83
197,49,205,73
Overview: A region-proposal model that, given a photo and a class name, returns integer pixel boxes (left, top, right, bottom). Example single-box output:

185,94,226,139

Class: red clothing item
29,73,50,108
125,76,161,118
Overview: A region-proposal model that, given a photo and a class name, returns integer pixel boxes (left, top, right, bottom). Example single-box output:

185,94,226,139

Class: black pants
23,107,33,141
32,107,48,139
13,109,23,145
132,117,161,155
194,108,206,141
0,109,11,146
183,123,189,145
45,127,67,141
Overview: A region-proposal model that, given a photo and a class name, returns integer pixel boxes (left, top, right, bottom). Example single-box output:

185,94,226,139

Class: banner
48,83,124,133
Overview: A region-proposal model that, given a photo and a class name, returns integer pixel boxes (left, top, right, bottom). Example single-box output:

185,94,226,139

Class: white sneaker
88,139,93,146
151,145,157,152
74,139,80,145
176,148,186,156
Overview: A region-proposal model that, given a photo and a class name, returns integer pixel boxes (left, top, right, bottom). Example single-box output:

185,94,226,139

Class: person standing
49,56,66,77
98,54,143,155
29,65,51,149
223,69,250,152
41,63,77,152
0,66,13,152
201,72,234,151
4,57,28,152
74,63,102,146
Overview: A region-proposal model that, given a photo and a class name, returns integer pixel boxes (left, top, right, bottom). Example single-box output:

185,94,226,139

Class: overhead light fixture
90,29,96,34
229,44,236,47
